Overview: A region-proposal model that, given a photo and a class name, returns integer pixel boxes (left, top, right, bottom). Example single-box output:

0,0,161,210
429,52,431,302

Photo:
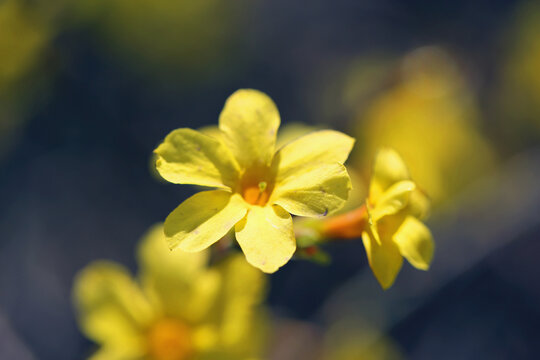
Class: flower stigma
147,319,193,360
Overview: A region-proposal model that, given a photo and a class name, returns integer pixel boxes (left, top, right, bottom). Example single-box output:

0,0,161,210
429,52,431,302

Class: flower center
147,319,193,360
239,168,274,206
242,181,270,206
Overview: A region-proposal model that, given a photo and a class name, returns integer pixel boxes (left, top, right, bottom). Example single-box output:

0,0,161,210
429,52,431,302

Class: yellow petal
216,255,267,348
198,125,224,141
192,255,268,358
272,163,351,217
274,130,355,182
72,261,153,355
89,346,146,360
219,89,280,169
138,223,209,279
369,148,410,202
364,203,382,245
192,325,219,353
406,188,431,220
362,231,403,289
154,128,240,189
235,205,296,273
181,270,222,324
136,223,220,320
165,190,248,252
393,216,434,270
371,180,415,220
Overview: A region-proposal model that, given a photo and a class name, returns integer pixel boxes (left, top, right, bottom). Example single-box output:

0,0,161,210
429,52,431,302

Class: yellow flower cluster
74,89,437,359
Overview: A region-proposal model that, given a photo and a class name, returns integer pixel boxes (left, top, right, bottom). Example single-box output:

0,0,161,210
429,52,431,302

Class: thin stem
321,204,369,239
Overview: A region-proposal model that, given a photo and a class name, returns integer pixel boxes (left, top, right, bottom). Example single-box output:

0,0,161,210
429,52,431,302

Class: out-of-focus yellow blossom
68,0,249,81
154,89,354,273
362,148,434,289
496,2,540,139
0,0,52,161
73,224,267,360
356,47,495,205
0,0,50,94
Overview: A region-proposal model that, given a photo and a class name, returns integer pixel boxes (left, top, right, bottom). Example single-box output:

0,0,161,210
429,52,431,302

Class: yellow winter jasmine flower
73,224,267,360
154,89,354,273
319,148,434,289
362,148,434,289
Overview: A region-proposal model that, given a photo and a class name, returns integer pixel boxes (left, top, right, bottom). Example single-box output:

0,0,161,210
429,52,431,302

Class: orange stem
321,204,368,239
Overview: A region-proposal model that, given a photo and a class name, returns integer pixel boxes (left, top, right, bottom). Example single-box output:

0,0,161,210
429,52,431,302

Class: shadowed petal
393,216,434,270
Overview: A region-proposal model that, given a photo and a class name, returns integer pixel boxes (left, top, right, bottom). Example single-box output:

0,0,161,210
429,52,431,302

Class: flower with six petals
154,89,354,273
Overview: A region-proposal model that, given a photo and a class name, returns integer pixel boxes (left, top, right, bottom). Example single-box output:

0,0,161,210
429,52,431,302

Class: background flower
73,224,268,360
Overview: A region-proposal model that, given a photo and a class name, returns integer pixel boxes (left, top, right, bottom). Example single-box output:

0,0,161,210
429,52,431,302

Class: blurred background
1,0,540,359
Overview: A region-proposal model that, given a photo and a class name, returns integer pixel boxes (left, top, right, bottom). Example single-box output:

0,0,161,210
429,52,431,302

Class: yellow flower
154,89,354,273
73,224,267,360
497,2,540,133
363,148,434,289
355,47,495,205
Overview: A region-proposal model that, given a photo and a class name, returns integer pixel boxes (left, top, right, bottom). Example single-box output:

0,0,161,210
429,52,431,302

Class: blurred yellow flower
496,2,540,138
154,89,354,273
0,0,52,162
73,224,267,360
362,148,434,289
0,0,50,93
356,47,495,205
68,0,250,80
